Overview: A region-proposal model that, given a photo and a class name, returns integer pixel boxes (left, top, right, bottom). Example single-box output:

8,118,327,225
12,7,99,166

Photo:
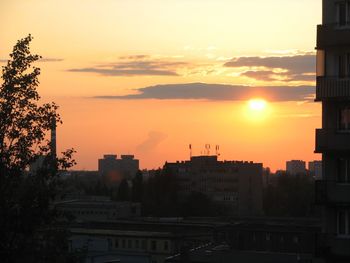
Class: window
164,241,169,251
142,239,147,250
135,239,139,249
122,239,126,248
128,240,132,249
151,240,157,251
293,236,299,244
339,55,346,78
337,210,350,236
339,107,350,130
339,2,347,26
337,158,350,183
115,239,119,248
316,50,325,77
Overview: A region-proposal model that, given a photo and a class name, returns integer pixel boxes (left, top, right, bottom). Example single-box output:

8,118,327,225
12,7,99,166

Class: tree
117,179,130,201
0,35,76,262
131,170,143,202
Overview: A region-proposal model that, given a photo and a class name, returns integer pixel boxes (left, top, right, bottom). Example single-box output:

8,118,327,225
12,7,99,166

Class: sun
248,99,267,111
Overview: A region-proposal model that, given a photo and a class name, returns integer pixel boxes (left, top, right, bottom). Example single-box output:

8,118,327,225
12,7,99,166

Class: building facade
55,197,141,222
164,156,263,216
286,160,306,176
98,154,139,180
68,218,216,263
315,0,350,261
309,160,323,179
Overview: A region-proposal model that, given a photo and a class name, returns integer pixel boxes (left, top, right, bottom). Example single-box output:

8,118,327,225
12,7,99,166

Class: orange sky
0,0,322,171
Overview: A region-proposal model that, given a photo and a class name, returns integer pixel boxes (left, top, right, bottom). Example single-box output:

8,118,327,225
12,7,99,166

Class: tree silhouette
0,35,76,262
132,170,143,202
117,178,130,201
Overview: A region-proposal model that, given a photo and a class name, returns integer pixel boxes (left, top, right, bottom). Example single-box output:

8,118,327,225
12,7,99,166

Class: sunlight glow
248,99,267,111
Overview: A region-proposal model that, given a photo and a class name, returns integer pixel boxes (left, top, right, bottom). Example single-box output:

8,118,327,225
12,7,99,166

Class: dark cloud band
95,82,315,102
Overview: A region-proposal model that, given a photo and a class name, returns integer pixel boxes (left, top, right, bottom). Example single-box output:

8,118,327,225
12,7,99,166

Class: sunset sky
0,0,322,171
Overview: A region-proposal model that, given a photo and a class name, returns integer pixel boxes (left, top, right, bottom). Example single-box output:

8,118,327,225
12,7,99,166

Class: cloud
0,57,64,63
67,55,188,77
39,57,64,62
240,71,278,82
68,67,178,76
95,82,315,102
225,54,315,82
240,70,315,82
137,131,167,153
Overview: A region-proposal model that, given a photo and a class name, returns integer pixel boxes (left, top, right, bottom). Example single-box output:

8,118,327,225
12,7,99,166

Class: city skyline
0,0,322,171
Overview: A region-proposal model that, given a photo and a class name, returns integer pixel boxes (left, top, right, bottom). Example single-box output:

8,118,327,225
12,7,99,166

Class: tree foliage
0,35,76,262
263,174,319,217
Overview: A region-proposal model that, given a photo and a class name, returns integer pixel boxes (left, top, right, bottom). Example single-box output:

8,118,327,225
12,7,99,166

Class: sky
0,0,322,171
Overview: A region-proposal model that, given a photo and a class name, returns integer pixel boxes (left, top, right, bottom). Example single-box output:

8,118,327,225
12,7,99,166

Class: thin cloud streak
68,67,178,76
0,57,64,63
68,56,189,77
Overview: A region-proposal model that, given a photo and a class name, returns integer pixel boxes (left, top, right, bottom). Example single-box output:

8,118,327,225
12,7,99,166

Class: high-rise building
164,156,263,216
315,0,350,261
286,160,306,175
98,154,139,180
309,160,322,179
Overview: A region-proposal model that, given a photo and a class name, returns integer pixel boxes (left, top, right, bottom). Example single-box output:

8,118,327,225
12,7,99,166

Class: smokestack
50,116,57,161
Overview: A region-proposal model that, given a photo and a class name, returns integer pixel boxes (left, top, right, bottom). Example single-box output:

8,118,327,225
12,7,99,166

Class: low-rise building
55,197,141,222
68,218,218,263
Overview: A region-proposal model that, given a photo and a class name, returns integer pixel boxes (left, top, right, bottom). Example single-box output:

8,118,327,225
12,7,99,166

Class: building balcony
315,129,350,153
315,180,350,205
317,24,350,49
316,77,350,101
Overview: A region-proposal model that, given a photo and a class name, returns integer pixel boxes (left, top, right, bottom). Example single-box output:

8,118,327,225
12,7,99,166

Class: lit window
316,50,325,77
339,107,350,130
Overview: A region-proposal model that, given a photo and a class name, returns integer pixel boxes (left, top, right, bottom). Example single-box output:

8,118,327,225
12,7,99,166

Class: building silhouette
315,0,350,261
164,155,263,216
286,160,306,176
98,154,139,181
309,160,322,179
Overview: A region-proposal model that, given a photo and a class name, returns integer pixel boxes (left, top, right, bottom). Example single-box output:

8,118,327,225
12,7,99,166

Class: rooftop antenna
189,144,192,159
216,145,220,157
205,144,210,156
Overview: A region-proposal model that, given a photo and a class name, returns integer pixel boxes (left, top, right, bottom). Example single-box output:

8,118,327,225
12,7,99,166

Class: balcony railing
316,77,350,101
317,24,350,49
315,180,350,205
315,129,350,153
315,232,350,258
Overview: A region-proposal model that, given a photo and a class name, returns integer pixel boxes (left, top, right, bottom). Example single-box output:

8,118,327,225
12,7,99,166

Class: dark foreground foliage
0,35,77,263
